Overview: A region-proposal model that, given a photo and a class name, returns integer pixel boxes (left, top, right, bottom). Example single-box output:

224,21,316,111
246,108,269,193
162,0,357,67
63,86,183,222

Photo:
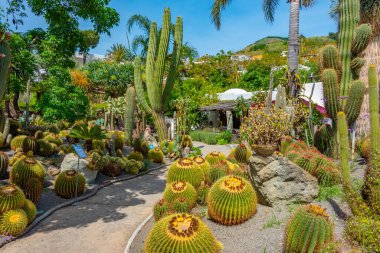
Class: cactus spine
134,8,183,141
124,86,136,146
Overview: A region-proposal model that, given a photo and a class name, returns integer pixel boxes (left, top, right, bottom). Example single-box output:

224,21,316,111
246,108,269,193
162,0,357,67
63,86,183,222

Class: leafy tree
36,67,89,123
8,32,38,116
83,60,133,97
106,43,133,63
78,30,100,65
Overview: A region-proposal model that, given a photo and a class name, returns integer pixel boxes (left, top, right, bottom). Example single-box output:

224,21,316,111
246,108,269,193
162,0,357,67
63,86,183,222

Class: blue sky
11,0,336,56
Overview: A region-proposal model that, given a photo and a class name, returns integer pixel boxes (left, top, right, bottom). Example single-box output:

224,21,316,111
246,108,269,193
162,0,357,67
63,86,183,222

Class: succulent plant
127,151,144,162
10,135,27,151
192,156,211,183
148,147,164,163
92,139,106,151
21,137,37,153
153,199,171,221
180,135,193,148
114,133,124,150
10,154,45,189
0,151,9,179
167,158,204,188
163,181,197,208
35,139,54,157
22,199,37,224
230,163,251,181
205,151,227,166
101,156,125,177
144,213,223,253
34,130,44,140
125,159,144,175
0,182,26,214
0,209,28,236
232,144,252,163
116,149,123,158
9,148,26,166
54,170,85,199
43,134,63,146
172,197,191,213
294,153,316,175
197,182,210,205
23,177,43,204
209,160,235,183
317,165,341,187
160,140,174,155
207,175,257,225
284,204,334,253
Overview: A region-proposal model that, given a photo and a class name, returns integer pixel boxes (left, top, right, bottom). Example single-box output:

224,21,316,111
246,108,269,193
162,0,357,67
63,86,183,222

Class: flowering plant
240,107,291,146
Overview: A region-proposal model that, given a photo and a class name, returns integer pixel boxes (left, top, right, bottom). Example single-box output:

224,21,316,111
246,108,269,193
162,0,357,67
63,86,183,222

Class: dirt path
1,168,167,253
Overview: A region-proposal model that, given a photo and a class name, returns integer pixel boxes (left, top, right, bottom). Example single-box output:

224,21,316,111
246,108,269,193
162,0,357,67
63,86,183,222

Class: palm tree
211,0,315,97
355,0,380,137
127,14,151,57
106,43,133,63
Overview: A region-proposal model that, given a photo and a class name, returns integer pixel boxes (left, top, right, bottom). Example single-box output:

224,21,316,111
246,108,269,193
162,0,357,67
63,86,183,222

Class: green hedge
190,130,232,145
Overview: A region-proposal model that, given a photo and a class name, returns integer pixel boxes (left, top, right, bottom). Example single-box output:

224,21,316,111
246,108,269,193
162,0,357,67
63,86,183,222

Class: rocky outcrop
248,155,318,206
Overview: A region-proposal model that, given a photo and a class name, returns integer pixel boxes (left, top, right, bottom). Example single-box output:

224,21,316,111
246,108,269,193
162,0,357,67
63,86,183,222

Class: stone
249,155,318,207
47,165,60,177
60,153,98,184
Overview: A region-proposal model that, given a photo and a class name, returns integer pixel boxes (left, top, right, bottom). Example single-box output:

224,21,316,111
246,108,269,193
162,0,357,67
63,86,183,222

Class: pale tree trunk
355,36,380,138
288,0,300,97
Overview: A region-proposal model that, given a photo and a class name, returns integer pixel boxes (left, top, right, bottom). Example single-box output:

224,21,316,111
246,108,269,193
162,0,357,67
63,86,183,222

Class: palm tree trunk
355,36,380,137
288,0,300,97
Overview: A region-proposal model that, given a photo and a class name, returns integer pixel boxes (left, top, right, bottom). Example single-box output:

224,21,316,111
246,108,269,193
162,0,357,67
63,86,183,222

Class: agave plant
69,124,107,151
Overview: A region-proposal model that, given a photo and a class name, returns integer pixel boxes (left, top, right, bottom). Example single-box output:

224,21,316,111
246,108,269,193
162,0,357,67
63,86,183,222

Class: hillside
237,35,335,56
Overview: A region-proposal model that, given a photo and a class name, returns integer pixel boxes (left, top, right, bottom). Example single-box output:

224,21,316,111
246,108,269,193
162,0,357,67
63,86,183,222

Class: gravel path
1,167,167,253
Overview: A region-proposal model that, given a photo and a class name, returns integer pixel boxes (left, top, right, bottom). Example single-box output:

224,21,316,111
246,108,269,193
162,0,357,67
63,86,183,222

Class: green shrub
190,130,220,145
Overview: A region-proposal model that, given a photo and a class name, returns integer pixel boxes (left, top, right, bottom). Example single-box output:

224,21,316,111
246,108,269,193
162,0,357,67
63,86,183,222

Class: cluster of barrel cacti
167,158,205,188
134,8,183,142
284,141,340,186
0,182,37,236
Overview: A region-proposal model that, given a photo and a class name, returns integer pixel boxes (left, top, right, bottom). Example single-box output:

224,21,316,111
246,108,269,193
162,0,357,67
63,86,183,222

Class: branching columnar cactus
0,182,26,214
54,170,85,199
22,199,37,224
134,8,183,141
148,147,164,163
167,158,204,188
124,86,136,146
0,209,28,236
283,204,334,253
144,213,223,253
10,154,45,189
0,32,11,146
0,151,9,179
205,151,226,166
320,0,371,127
163,181,197,208
207,175,257,225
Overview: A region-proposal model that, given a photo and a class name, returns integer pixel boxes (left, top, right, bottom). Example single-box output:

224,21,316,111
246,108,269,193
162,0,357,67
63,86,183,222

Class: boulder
60,153,97,183
248,155,318,207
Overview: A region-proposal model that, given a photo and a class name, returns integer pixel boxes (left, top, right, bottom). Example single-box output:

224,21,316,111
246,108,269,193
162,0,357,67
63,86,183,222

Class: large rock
60,153,97,183
249,155,318,206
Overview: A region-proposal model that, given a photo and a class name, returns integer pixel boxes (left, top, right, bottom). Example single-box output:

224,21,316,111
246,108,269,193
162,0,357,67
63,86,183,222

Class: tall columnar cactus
124,86,136,146
134,8,183,141
321,0,371,128
368,65,379,157
0,32,11,145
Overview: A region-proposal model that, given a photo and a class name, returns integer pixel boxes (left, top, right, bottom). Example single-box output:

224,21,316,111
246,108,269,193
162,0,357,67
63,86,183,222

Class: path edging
124,213,153,253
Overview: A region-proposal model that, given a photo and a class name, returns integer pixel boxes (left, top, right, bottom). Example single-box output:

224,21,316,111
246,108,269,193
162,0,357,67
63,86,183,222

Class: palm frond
262,0,280,23
127,14,151,36
211,0,232,30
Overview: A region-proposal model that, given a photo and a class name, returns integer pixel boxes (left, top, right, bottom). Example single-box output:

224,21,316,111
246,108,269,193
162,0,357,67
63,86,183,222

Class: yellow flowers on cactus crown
221,176,245,192
177,158,194,167
168,214,199,238
305,204,330,220
171,181,186,192
1,184,17,196
9,212,23,223
210,152,222,157
193,156,206,164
